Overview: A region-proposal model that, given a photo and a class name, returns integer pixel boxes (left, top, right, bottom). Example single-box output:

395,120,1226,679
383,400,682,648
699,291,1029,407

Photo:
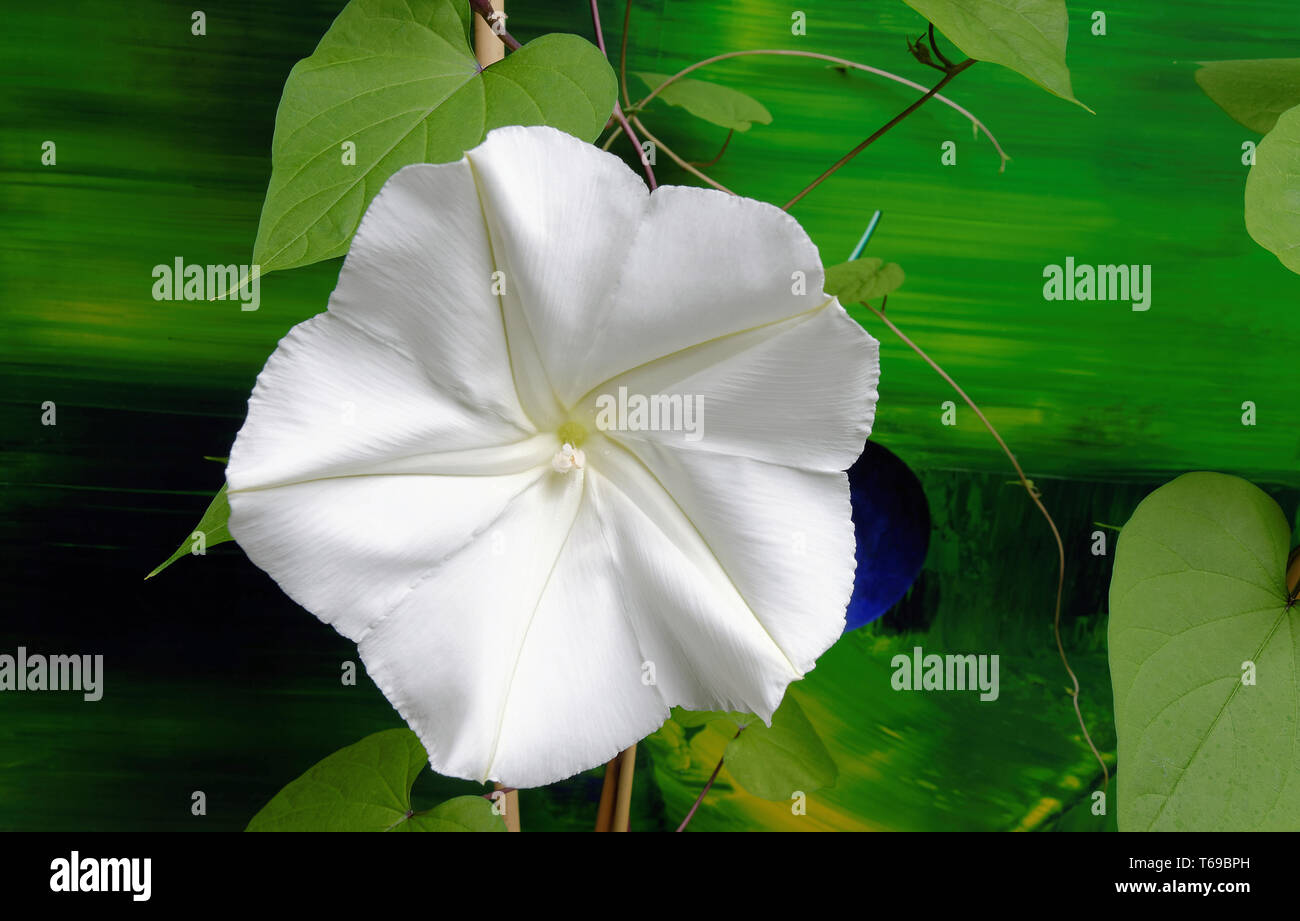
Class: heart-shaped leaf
1245,103,1300,275
1109,472,1298,830
823,257,905,304
252,0,616,279
724,694,837,801
634,72,771,131
900,0,1088,110
145,483,231,579
1194,58,1300,134
247,728,505,831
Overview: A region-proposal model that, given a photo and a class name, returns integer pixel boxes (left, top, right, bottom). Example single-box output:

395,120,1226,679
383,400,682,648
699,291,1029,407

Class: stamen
551,442,586,474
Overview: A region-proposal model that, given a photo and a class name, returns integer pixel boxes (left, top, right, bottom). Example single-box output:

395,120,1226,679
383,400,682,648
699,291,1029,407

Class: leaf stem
590,0,657,189
677,725,745,832
619,0,634,109
860,299,1110,791
690,128,734,168
631,115,733,194
781,59,974,211
629,49,1008,171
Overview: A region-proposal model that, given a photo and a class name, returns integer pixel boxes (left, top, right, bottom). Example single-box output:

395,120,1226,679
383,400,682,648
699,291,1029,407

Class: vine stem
590,0,657,189
676,726,745,832
631,115,734,194
603,116,734,194
631,49,1008,172
862,300,1110,790
782,59,974,211
619,0,634,109
691,129,734,168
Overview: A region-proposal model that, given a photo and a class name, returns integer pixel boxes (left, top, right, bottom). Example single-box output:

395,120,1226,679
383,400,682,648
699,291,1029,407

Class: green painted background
2,0,1296,831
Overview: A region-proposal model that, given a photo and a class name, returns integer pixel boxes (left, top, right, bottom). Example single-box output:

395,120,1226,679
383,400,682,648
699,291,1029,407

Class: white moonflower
227,126,880,789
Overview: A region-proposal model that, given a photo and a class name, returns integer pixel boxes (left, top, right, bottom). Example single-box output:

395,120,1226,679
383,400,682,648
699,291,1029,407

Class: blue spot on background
845,441,930,631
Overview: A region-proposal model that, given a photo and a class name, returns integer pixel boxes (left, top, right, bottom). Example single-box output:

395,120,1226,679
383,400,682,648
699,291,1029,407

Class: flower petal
585,445,806,719
227,312,541,490
228,468,548,643
227,309,558,644
571,185,834,404
328,159,536,431
595,436,857,685
357,469,668,788
584,301,879,472
463,129,844,412
465,126,650,408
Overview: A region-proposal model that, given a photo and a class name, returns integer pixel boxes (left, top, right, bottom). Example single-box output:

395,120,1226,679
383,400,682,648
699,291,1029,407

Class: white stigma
551,442,586,474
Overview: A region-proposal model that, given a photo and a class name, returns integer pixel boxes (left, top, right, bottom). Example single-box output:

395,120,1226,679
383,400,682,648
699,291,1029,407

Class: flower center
557,420,588,447
551,442,586,474
551,422,590,474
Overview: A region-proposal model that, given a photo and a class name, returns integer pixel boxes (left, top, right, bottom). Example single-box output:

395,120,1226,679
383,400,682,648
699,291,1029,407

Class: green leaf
482,35,617,137
634,72,771,131
724,694,837,801
1245,103,1300,275
247,728,505,831
823,257,905,304
1194,59,1300,134
900,0,1088,110
646,719,693,772
252,0,616,278
145,483,231,579
396,795,506,832
1109,472,1297,830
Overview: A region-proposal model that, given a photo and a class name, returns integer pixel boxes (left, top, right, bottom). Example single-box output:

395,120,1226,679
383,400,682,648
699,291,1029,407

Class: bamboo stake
612,744,636,832
493,783,521,832
594,754,620,831
473,0,507,68
477,3,516,830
